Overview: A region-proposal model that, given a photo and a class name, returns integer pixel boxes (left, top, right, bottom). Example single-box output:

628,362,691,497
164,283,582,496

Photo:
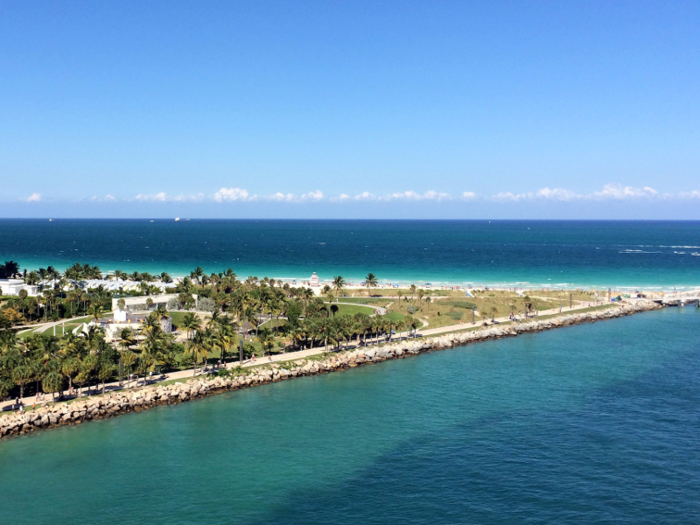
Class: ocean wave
634,245,700,249
619,250,662,254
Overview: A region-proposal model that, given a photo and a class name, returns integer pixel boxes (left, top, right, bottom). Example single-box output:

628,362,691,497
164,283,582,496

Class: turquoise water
1,219,700,288
1,307,699,523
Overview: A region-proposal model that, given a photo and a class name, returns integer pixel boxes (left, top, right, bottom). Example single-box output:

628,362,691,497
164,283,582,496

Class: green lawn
169,311,189,329
259,318,287,330
324,303,377,316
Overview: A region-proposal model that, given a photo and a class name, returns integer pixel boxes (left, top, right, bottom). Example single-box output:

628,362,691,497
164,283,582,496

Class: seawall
0,301,662,440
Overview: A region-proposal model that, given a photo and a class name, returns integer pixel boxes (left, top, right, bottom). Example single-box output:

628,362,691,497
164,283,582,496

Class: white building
0,279,38,297
111,293,197,322
309,272,319,287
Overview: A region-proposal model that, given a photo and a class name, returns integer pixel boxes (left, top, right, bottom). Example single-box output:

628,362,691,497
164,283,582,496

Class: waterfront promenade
2,299,621,413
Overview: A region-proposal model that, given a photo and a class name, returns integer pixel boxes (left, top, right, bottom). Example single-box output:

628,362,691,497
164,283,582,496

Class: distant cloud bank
15,184,700,205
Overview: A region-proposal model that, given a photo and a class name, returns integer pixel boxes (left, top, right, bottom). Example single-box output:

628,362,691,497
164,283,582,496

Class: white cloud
590,183,658,200
270,192,296,202
300,190,324,201
213,187,252,202
379,190,451,202
491,184,662,202
25,193,41,202
492,188,582,202
535,187,581,201
492,192,523,202
49,183,700,206
172,193,205,202
330,193,352,202
354,191,377,201
135,192,167,202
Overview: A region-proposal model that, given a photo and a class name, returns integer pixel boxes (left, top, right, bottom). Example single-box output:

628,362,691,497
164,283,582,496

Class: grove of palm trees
1,261,597,406
0,263,425,405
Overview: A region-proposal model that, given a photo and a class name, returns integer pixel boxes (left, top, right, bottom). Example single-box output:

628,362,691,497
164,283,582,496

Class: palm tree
300,288,313,317
18,289,28,317
186,331,209,376
365,273,378,296
38,268,48,286
325,291,335,317
181,312,201,340
139,321,175,382
153,304,168,322
89,304,104,325
0,260,20,279
409,284,416,303
215,318,237,364
61,357,81,392
117,327,135,384
417,289,425,307
332,276,346,300
255,327,275,357
190,267,205,286
42,369,64,402
12,362,34,400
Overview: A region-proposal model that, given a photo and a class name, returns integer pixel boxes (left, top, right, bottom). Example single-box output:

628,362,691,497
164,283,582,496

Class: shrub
197,297,217,313
447,311,463,320
167,298,181,310
406,305,418,314
443,301,476,310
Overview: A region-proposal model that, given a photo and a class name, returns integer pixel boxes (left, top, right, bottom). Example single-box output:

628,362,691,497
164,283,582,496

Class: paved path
1,346,328,412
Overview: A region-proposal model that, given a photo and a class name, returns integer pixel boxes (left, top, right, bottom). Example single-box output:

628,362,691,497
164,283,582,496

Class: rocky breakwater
0,301,660,440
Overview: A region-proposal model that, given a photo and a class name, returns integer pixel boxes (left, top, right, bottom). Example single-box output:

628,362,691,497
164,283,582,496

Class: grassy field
259,318,287,330
383,289,590,330
324,303,377,316
17,316,92,340
334,297,393,306
168,311,189,330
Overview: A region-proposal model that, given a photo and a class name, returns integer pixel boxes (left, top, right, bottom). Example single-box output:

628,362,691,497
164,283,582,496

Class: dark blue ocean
1,219,699,289
1,307,699,523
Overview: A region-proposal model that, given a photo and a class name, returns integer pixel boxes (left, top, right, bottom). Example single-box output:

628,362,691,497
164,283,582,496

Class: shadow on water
251,336,700,525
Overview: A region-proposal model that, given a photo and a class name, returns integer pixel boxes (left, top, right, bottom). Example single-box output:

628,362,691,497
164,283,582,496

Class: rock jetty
0,301,660,440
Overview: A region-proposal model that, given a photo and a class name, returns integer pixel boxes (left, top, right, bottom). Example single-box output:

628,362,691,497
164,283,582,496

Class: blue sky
1,0,699,219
